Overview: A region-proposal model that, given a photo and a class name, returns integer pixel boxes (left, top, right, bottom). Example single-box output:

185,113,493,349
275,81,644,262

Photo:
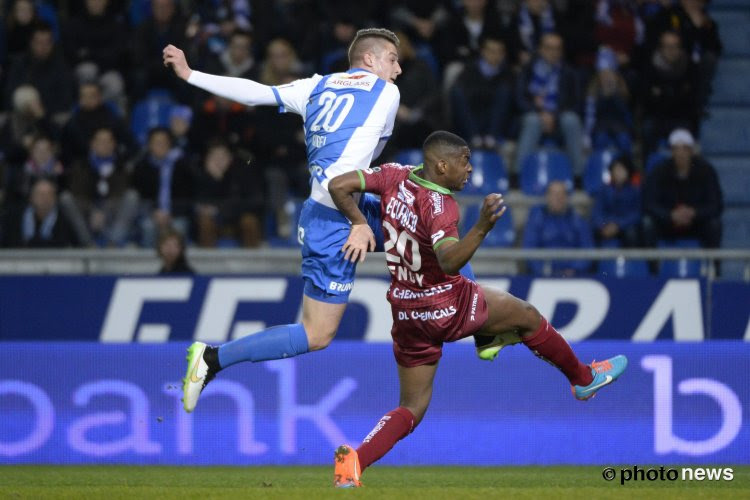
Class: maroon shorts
390,279,489,367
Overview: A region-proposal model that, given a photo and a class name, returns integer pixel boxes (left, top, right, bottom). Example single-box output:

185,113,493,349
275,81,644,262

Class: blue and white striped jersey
272,68,400,207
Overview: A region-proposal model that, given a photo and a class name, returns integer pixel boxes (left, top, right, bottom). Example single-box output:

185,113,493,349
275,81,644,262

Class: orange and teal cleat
572,355,628,401
333,444,362,488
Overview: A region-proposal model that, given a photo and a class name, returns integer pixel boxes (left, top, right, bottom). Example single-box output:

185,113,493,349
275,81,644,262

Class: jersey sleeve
357,163,408,196
428,196,460,251
372,84,400,160
271,75,323,116
187,71,277,106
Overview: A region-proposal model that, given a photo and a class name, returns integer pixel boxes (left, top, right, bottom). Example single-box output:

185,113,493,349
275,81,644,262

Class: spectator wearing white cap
642,128,723,248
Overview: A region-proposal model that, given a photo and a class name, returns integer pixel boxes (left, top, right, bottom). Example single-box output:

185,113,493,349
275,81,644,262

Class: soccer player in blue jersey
163,29,408,412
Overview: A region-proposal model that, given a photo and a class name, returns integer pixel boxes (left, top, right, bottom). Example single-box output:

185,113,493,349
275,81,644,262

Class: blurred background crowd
0,0,741,277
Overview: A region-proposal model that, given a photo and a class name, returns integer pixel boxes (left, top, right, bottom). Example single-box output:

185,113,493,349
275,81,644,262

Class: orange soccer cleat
333,444,362,488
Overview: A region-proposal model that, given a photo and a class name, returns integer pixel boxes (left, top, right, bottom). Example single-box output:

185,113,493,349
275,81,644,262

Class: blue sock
218,323,309,368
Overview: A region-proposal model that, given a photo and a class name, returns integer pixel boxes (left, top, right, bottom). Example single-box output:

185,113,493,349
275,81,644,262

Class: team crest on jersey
431,230,445,245
431,192,444,215
397,181,415,206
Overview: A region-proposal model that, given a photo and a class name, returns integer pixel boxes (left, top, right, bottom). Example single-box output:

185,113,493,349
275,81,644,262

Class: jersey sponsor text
391,284,453,301
385,197,418,232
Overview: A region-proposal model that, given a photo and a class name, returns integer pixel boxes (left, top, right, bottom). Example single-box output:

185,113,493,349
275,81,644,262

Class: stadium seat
709,157,750,205
598,257,650,278
712,10,750,57
267,199,305,248
722,208,750,248
461,203,515,247
710,58,750,106
393,148,423,167
711,0,750,7
520,150,574,196
461,149,509,196
721,261,749,281
216,237,240,249
583,149,618,195
701,107,750,155
658,239,703,278
130,89,176,145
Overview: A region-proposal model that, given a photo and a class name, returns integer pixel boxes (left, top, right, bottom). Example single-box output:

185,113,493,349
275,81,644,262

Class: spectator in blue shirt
592,156,641,247
523,180,594,276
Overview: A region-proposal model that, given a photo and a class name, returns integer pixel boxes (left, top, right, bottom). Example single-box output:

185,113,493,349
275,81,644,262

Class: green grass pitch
0,466,747,499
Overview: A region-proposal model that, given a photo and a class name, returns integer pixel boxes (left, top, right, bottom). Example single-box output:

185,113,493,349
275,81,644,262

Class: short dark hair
147,126,173,144
157,227,186,253
423,130,468,155
31,22,54,38
347,28,399,65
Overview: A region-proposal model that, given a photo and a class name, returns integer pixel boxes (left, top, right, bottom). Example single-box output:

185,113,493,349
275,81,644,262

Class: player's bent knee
305,327,337,351
400,404,427,427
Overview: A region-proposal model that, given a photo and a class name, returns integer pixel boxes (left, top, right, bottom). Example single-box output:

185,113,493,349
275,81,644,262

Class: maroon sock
356,407,415,471
523,317,593,386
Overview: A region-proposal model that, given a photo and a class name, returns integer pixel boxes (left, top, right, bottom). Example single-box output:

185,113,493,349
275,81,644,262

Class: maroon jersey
359,163,465,309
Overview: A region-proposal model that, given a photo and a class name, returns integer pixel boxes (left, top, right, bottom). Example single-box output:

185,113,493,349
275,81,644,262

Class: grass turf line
0,466,747,499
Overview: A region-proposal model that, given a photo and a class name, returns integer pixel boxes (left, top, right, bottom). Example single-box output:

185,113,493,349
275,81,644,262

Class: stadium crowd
0,0,725,275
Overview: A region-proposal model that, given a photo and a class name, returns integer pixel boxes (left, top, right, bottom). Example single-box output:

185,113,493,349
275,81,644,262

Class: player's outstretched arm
329,172,376,263
436,193,506,275
162,44,277,107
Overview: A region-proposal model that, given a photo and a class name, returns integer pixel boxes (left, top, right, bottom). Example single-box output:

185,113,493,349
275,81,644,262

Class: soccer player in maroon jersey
327,130,628,488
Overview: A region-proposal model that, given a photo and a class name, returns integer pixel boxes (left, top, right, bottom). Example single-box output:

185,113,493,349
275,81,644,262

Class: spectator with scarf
639,30,700,158
132,127,194,247
583,46,633,153
515,32,584,174
63,127,139,247
1,178,80,248
645,0,721,112
450,35,515,151
3,134,65,210
509,0,558,66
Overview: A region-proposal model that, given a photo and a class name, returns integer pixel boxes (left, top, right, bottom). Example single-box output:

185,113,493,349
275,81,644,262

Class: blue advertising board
1,342,747,465
0,276,748,341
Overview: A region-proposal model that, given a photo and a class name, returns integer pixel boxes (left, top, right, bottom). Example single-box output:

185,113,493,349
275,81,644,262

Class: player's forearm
187,71,276,107
437,228,486,275
329,177,368,225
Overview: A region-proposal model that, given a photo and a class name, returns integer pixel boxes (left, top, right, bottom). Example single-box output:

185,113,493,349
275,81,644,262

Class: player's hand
477,193,506,234
342,224,376,263
163,44,192,81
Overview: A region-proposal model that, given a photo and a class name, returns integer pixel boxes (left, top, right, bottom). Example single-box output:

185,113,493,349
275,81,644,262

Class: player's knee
304,324,337,351
518,301,543,336
402,403,428,427
400,397,430,426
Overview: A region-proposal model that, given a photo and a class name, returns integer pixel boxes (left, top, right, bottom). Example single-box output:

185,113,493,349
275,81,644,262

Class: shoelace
591,359,613,373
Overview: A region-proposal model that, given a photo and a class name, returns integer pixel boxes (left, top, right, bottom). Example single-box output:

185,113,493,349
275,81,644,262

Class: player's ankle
203,345,222,372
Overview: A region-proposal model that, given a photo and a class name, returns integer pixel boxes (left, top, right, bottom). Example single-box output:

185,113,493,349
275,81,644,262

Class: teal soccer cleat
572,355,628,401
